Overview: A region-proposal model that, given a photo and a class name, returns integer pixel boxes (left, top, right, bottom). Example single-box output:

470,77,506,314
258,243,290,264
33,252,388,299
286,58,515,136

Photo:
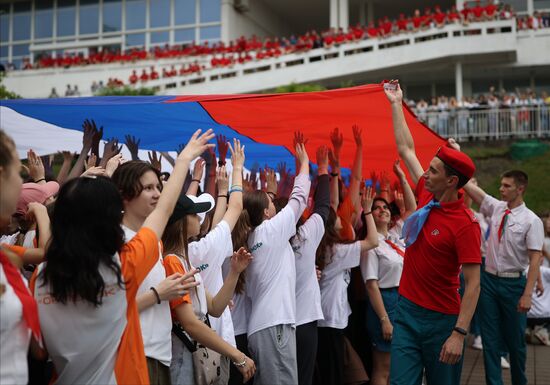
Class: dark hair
162,215,190,261
0,129,16,169
41,176,125,307
111,160,162,201
232,211,252,295
501,170,528,189
243,190,270,229
315,208,353,270
443,163,469,189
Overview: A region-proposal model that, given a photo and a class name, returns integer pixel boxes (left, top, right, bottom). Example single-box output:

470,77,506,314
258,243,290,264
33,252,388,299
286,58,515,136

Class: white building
1,0,549,100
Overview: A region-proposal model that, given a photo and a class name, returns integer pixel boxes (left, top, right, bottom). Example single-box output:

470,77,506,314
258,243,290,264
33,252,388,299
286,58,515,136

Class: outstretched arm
447,139,487,205
383,81,424,184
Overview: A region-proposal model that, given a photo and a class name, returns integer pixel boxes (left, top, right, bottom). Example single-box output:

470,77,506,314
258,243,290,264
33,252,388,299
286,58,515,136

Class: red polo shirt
399,178,481,315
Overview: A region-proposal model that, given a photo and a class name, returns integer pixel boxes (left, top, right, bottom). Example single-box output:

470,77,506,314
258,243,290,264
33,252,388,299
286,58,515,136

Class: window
175,28,195,43
151,31,170,44
34,1,54,39
0,45,8,58
200,0,220,23
57,0,76,37
150,0,170,28
506,0,527,12
79,0,99,35
0,5,10,44
534,0,550,9
13,2,31,41
126,32,145,47
103,0,122,32
175,0,196,25
200,25,220,42
126,0,146,30
13,44,29,57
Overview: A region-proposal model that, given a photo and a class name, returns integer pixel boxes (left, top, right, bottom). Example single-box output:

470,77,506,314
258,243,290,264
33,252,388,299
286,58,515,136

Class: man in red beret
452,150,543,385
384,81,481,385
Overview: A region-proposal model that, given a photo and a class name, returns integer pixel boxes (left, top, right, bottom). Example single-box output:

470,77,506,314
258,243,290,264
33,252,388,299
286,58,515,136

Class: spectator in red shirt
412,9,423,31
382,16,394,36
422,7,433,29
461,3,472,25
150,66,159,80
367,22,379,38
434,6,446,28
484,0,498,20
396,14,409,33
472,0,485,21
139,69,149,82
447,5,461,24
129,70,138,84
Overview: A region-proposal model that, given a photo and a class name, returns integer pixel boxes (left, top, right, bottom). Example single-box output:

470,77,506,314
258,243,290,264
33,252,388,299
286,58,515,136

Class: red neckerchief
0,250,41,340
385,239,405,258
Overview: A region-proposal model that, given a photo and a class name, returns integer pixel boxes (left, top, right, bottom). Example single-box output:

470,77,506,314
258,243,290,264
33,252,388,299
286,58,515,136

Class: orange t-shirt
337,196,356,241
163,254,192,317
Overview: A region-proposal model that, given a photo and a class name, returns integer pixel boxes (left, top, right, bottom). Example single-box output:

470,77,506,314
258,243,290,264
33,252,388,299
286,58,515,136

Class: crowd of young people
1,80,546,385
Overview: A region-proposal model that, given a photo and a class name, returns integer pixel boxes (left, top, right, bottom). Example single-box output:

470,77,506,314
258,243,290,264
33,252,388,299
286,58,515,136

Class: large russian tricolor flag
0,84,444,176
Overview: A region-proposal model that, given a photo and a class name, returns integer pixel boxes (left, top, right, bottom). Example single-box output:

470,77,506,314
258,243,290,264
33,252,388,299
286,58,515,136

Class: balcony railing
413,106,550,141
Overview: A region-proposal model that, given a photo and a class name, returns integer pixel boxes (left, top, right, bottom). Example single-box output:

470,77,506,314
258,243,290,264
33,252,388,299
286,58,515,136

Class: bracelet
230,185,242,189
150,287,161,304
191,179,201,183
267,191,276,198
229,187,243,194
232,356,247,368
330,172,339,177
218,160,226,167
218,194,228,198
34,178,46,183
453,326,467,336
362,211,372,216
380,315,388,323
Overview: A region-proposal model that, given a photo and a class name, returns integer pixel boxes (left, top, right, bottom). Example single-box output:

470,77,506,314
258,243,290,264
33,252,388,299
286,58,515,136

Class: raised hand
82,119,103,155
105,153,125,177
26,202,47,222
370,171,379,191
259,168,267,190
192,158,206,180
176,143,186,155
81,166,106,178
86,154,98,170
293,131,308,147
392,159,406,180
101,138,122,166
447,138,461,151
147,151,162,172
228,138,245,169
295,143,309,170
155,271,200,302
383,79,403,104
124,135,141,160
361,186,375,212
381,170,391,191
217,165,229,194
230,247,254,274
329,127,343,155
277,162,289,181
394,190,405,214
178,129,216,162
266,168,277,195
328,149,339,171
27,149,45,183
316,145,329,174
216,134,229,165
352,124,362,146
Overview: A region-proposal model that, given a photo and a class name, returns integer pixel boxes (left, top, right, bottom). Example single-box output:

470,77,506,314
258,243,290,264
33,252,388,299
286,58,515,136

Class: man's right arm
383,82,424,184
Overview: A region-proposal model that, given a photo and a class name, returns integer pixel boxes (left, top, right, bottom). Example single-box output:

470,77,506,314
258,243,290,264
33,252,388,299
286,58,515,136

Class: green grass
462,141,550,216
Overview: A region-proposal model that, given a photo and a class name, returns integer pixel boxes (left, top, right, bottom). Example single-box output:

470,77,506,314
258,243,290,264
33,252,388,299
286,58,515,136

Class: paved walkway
460,344,550,385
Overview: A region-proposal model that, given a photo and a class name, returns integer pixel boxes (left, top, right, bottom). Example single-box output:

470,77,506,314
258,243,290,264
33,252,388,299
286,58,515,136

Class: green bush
96,85,156,96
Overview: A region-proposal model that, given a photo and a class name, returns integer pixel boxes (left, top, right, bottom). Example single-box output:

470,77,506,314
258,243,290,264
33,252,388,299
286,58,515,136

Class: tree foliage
96,85,156,96
0,73,21,99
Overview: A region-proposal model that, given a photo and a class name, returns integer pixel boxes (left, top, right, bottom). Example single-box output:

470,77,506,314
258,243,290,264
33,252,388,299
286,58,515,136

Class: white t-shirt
318,241,361,329
0,265,31,385
124,226,172,366
361,233,404,288
221,259,250,336
481,196,544,273
543,236,550,268
188,220,236,347
291,213,325,326
528,266,550,318
246,173,310,336
178,256,208,319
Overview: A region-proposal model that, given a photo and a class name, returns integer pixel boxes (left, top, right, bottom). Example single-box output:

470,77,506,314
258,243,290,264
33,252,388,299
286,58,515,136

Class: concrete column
455,61,463,101
330,0,338,29
367,0,374,24
221,0,231,42
527,0,534,15
339,0,349,29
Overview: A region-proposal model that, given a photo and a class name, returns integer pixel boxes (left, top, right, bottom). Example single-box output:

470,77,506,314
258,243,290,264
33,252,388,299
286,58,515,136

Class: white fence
414,106,550,141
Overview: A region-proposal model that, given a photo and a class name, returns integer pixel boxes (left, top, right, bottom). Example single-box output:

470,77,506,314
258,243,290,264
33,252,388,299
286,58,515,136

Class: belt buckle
485,267,521,278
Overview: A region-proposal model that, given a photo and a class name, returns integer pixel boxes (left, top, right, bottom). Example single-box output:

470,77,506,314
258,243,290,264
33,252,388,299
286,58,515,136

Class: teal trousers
479,271,527,385
390,296,463,385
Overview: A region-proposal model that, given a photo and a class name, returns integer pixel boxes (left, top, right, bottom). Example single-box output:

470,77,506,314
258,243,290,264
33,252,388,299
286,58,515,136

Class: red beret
436,146,476,180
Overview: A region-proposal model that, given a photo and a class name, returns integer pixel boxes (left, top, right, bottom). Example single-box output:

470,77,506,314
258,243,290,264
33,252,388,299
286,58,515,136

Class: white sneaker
472,336,483,350
534,326,550,346
501,357,510,369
